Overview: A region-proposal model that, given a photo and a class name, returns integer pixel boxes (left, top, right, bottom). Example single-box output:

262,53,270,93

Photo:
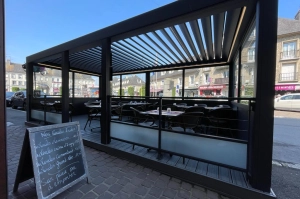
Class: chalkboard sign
13,122,90,199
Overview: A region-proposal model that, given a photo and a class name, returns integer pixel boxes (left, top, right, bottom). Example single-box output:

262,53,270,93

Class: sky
5,0,300,64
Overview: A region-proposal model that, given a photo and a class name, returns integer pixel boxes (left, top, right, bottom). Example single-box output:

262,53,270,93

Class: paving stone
154,179,168,189
108,184,123,194
134,185,148,196
125,171,137,179
112,171,125,179
93,184,108,195
98,165,109,173
163,188,177,199
22,188,37,199
171,177,181,183
66,190,83,199
181,182,192,191
141,179,154,188
98,192,113,199
79,183,96,193
92,176,105,185
207,189,219,199
113,192,129,199
159,174,171,182
100,171,114,178
149,187,163,198
104,177,118,186
191,187,207,199
117,177,130,186
177,189,191,199
122,183,137,194
144,195,157,199
193,185,206,192
90,170,101,178
82,191,98,199
131,177,143,186
136,172,147,179
129,194,143,199
168,181,180,190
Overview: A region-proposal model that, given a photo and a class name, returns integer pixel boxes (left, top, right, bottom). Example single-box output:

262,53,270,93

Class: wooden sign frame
13,122,90,199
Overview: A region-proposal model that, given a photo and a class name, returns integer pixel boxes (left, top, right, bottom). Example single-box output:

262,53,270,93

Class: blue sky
5,0,300,64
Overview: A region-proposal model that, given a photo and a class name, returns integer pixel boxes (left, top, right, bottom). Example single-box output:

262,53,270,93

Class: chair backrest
53,103,62,112
178,112,204,129
185,106,205,113
195,104,207,107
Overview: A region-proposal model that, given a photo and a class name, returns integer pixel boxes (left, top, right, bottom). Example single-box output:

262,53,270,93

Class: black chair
120,104,135,121
84,107,101,130
170,112,203,133
184,106,206,113
130,107,156,126
111,106,122,120
53,103,74,122
207,108,235,137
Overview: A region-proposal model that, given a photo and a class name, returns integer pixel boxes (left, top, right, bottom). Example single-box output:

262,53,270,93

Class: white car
274,93,300,111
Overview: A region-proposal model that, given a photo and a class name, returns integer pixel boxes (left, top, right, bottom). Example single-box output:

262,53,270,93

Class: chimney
295,10,300,20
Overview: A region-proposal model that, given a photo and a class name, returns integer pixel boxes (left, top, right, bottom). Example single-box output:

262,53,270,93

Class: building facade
275,10,300,95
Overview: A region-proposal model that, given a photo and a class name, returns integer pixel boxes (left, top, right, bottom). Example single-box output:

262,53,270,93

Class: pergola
24,0,278,198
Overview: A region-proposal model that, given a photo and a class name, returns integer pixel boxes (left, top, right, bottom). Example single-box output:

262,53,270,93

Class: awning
275,84,297,91
199,85,225,90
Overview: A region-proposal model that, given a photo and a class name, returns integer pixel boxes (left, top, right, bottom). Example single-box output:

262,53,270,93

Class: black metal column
249,0,278,192
0,0,7,197
61,51,70,123
101,38,111,144
238,48,242,100
228,61,234,98
26,62,33,122
145,72,150,98
182,69,185,99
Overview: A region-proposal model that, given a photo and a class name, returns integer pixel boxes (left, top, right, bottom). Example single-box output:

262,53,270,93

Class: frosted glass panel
111,123,158,148
161,131,247,169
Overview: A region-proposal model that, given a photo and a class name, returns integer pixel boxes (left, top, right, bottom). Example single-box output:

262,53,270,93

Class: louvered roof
27,0,257,75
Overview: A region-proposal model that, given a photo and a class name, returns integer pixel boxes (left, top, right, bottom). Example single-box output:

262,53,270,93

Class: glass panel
240,21,256,99
198,66,229,98
74,72,99,98
111,75,121,96
33,67,60,96
121,73,145,97
234,52,239,98
150,70,182,97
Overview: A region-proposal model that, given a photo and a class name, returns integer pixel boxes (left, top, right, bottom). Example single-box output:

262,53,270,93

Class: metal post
26,63,33,122
249,0,278,192
0,0,7,197
61,51,70,123
101,38,111,144
157,97,162,160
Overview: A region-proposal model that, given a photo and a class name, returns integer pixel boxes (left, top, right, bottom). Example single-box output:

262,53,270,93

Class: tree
128,86,134,96
59,86,62,95
12,87,19,92
172,87,176,97
140,85,145,96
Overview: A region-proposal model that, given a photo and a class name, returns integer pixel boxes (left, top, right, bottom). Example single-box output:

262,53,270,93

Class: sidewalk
7,124,230,199
274,110,300,118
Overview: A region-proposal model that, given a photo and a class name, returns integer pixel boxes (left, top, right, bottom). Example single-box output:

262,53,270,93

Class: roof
26,0,257,75
278,18,300,35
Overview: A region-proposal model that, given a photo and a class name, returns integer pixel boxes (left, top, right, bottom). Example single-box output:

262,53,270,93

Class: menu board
13,122,89,199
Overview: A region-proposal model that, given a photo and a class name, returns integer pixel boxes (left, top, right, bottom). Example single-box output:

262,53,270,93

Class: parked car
6,91,15,106
274,93,300,111
11,91,27,110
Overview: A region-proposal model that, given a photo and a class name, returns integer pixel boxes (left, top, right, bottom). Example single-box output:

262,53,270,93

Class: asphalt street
5,108,300,199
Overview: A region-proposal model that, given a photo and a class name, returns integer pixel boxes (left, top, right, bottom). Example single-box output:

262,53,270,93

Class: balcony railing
214,77,229,84
280,50,299,59
279,72,298,81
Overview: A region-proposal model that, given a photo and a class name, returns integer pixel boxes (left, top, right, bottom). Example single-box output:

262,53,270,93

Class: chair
195,104,207,107
120,104,135,121
53,103,73,122
170,112,203,133
207,108,235,137
184,106,206,113
111,106,122,120
130,107,156,126
84,107,101,130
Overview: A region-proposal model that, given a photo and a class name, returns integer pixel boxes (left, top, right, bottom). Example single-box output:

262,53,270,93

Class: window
283,41,297,59
281,95,293,100
18,81,22,85
223,71,229,78
189,75,195,85
12,81,17,85
205,73,210,84
168,70,174,74
6,74,8,77
41,77,44,81
248,42,255,62
18,74,22,79
292,95,300,99
281,63,296,81
161,71,166,75
11,74,16,79
178,78,182,86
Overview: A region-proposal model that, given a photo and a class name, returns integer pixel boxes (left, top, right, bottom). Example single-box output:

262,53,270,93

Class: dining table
144,110,184,128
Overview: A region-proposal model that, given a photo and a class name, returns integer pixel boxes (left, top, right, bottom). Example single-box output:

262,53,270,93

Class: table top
122,102,151,106
85,104,120,108
145,110,184,117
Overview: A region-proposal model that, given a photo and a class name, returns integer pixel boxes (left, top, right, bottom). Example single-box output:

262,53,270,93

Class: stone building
275,10,300,95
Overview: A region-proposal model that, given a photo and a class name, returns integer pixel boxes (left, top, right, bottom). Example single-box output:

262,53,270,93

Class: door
275,95,293,110
291,94,300,111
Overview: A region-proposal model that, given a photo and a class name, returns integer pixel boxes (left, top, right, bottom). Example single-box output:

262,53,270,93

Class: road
5,108,300,199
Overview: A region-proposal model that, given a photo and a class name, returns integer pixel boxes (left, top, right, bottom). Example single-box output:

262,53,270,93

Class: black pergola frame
24,0,278,197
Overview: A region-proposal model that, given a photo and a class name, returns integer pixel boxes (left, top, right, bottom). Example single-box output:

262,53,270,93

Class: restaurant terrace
24,0,278,198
